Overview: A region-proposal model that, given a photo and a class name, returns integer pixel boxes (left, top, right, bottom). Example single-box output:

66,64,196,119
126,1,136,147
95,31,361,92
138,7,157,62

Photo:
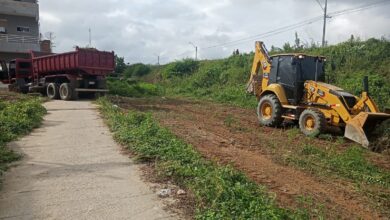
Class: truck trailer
0,47,115,100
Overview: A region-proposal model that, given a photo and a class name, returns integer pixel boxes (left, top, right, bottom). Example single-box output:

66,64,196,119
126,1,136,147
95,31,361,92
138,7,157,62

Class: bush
107,79,161,97
124,63,151,78
0,98,46,175
162,59,199,79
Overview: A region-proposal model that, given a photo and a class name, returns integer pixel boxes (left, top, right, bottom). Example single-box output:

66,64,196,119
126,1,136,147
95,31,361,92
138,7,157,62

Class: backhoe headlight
317,89,325,97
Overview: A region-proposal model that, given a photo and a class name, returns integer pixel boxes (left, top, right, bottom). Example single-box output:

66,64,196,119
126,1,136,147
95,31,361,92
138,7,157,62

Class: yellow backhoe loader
247,41,390,148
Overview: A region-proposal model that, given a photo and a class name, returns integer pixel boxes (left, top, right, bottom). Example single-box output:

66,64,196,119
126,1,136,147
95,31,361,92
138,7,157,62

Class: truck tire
299,109,326,137
47,83,60,100
59,83,75,101
257,94,283,127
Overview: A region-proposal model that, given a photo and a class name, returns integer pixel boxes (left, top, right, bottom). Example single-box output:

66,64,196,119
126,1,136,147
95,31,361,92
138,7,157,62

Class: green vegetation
0,97,46,175
123,37,389,109
123,63,151,78
98,98,314,219
107,78,162,97
160,55,258,108
287,144,390,187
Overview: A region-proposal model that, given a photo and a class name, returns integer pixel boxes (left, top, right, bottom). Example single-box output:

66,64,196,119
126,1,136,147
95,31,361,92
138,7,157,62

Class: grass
287,144,390,187
107,78,162,98
98,97,316,219
0,96,46,176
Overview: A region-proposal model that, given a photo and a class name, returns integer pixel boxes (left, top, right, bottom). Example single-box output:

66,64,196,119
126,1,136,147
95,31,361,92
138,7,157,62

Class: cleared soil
111,96,390,220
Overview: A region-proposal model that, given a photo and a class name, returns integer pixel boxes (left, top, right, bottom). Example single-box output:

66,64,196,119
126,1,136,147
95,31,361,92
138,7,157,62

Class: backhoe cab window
299,57,325,82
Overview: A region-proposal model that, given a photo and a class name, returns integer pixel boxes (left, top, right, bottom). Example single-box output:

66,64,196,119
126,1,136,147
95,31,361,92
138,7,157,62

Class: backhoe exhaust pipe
363,76,369,95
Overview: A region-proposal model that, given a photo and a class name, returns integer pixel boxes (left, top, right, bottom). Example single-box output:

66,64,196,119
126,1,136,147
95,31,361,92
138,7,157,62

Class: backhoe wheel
59,83,74,101
257,94,283,127
47,83,60,100
299,109,326,137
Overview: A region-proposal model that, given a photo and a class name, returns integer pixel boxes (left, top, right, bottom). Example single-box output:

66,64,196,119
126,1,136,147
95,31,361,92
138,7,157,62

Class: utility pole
154,53,160,65
322,0,328,47
189,42,198,60
89,28,92,47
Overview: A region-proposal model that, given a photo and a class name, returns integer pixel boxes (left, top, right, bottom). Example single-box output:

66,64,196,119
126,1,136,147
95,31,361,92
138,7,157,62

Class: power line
154,0,389,64
200,0,389,50
202,16,323,49
315,0,324,11
329,0,389,17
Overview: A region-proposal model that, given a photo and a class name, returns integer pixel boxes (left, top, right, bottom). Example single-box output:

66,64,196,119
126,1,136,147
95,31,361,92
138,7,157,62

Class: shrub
162,59,199,79
0,98,46,175
107,79,161,97
124,63,151,78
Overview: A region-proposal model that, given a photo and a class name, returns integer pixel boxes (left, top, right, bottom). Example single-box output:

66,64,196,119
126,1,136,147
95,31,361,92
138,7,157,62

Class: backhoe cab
247,41,390,148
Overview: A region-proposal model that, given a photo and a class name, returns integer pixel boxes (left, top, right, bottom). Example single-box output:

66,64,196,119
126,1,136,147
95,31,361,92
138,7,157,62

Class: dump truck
247,41,390,148
0,47,115,100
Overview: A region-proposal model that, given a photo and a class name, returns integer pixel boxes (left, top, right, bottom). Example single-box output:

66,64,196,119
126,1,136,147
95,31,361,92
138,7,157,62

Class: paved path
0,101,176,220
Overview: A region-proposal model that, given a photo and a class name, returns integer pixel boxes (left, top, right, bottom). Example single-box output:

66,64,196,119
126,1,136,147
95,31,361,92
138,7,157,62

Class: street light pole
154,53,160,65
189,42,198,60
322,0,328,47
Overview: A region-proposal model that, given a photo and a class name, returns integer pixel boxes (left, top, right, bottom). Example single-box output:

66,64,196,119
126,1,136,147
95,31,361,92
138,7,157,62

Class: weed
289,144,390,188
107,79,162,97
336,136,346,144
0,97,46,177
318,134,333,141
223,115,236,127
287,128,301,140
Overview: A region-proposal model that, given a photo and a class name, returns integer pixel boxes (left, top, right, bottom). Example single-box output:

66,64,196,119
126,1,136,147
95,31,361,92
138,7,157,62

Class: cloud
38,0,390,64
40,12,62,24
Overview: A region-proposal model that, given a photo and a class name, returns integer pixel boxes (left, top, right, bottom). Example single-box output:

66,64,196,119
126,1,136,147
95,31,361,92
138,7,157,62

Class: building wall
0,0,39,20
0,0,40,61
0,14,39,36
19,0,37,3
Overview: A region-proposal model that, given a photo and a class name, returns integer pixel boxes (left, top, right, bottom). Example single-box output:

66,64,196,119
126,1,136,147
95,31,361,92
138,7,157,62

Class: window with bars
17,26,30,33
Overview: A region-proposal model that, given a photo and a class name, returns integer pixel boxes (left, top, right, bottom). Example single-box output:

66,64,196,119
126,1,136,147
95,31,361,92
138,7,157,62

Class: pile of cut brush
370,119,390,153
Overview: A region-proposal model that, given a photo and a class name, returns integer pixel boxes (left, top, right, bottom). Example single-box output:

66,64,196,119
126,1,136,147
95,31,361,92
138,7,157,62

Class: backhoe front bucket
345,112,390,148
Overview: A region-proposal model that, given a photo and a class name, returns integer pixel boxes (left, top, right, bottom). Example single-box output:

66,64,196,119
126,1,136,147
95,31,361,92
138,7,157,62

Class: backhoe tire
299,109,326,137
59,83,75,101
257,94,283,127
47,83,60,100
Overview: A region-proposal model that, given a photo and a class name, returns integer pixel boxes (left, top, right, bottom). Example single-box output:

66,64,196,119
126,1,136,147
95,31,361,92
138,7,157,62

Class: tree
294,32,304,50
282,42,293,53
115,55,127,74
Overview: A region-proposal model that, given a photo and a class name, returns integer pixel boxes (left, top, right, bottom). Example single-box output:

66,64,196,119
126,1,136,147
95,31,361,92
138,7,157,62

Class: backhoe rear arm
246,41,272,96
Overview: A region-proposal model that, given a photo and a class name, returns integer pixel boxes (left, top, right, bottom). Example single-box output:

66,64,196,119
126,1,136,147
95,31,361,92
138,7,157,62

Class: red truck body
0,47,115,100
32,48,115,77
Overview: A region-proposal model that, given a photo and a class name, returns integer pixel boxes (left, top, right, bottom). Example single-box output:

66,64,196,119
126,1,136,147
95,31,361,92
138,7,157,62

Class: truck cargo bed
32,47,115,77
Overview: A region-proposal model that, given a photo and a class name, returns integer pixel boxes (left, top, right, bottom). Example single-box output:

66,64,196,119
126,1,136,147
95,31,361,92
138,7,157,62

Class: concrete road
0,82,7,90
0,101,177,220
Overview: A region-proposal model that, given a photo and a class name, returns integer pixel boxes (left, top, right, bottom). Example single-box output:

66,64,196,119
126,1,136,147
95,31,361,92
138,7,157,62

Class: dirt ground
0,100,178,220
111,96,390,220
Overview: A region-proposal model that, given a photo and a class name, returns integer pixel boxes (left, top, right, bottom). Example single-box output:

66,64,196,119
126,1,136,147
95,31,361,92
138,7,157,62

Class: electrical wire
315,0,325,11
200,0,389,50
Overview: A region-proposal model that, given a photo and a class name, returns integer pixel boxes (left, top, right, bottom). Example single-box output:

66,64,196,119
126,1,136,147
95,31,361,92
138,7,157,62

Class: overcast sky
39,0,390,64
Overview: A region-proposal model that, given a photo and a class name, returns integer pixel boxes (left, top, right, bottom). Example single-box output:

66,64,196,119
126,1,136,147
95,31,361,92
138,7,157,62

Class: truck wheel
299,109,326,137
257,94,283,127
47,83,60,100
59,83,74,101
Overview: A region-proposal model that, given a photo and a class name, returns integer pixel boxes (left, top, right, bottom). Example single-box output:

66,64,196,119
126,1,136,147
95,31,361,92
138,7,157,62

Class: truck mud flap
345,112,390,148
